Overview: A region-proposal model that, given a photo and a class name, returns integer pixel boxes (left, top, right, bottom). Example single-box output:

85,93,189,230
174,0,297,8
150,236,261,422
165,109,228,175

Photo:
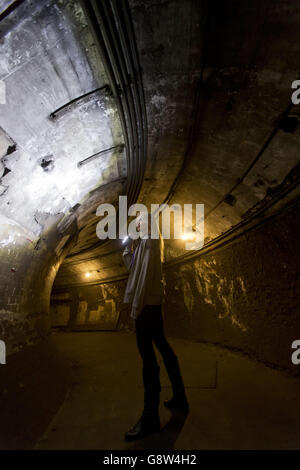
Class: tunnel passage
0,0,299,451
48,0,300,374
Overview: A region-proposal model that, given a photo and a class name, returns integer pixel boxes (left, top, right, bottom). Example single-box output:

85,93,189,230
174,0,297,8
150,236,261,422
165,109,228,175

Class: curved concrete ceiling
54,0,300,289
0,0,299,303
0,0,125,240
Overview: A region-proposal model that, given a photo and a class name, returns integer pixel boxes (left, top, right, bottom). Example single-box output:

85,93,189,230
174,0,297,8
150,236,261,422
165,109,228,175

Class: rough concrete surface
0,0,299,452
1,330,299,450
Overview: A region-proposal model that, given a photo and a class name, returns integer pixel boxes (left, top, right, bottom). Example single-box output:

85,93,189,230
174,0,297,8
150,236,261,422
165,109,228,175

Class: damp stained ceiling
0,0,299,290
0,0,125,241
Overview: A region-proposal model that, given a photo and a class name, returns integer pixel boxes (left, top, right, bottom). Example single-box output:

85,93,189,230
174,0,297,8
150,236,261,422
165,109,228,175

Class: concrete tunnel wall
0,214,71,354
49,0,300,375
0,0,125,354
0,0,299,378
51,201,300,374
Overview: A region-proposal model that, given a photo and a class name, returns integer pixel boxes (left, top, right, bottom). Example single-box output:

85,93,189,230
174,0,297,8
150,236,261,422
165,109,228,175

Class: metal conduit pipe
63,0,147,259
110,0,147,202
100,0,144,204
95,1,137,201
121,1,148,174
80,0,133,203
86,0,147,207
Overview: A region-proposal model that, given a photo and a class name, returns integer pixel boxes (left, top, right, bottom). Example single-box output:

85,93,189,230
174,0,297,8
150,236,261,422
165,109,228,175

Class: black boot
164,395,189,412
124,388,160,441
124,366,161,441
163,354,189,413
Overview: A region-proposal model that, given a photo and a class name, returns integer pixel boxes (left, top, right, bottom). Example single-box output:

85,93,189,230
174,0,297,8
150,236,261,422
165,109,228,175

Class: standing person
122,211,189,442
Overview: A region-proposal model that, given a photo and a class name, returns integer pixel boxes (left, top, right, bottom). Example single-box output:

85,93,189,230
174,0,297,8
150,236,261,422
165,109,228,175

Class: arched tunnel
0,0,299,451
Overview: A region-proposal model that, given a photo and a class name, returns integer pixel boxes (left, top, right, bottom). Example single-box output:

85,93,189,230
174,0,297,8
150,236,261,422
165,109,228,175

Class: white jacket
123,237,164,320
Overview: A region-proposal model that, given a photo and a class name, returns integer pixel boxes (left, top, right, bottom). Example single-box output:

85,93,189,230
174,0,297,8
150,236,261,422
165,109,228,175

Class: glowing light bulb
85,272,91,278
181,232,195,241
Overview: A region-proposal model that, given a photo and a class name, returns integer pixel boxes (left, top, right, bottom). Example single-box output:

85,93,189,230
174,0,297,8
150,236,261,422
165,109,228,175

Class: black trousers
135,304,178,394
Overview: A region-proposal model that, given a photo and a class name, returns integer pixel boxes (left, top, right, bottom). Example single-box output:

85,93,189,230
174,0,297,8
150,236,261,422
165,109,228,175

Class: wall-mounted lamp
181,233,196,241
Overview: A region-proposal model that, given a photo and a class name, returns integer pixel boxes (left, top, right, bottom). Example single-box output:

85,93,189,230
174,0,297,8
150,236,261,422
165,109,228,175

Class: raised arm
122,239,133,271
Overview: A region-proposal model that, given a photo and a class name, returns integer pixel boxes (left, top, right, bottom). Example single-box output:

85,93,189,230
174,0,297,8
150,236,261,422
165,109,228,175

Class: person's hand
132,239,139,252
123,236,139,253
122,235,132,246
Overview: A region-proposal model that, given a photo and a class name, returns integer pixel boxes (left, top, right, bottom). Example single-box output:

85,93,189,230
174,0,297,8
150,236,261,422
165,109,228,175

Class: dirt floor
1,330,300,450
